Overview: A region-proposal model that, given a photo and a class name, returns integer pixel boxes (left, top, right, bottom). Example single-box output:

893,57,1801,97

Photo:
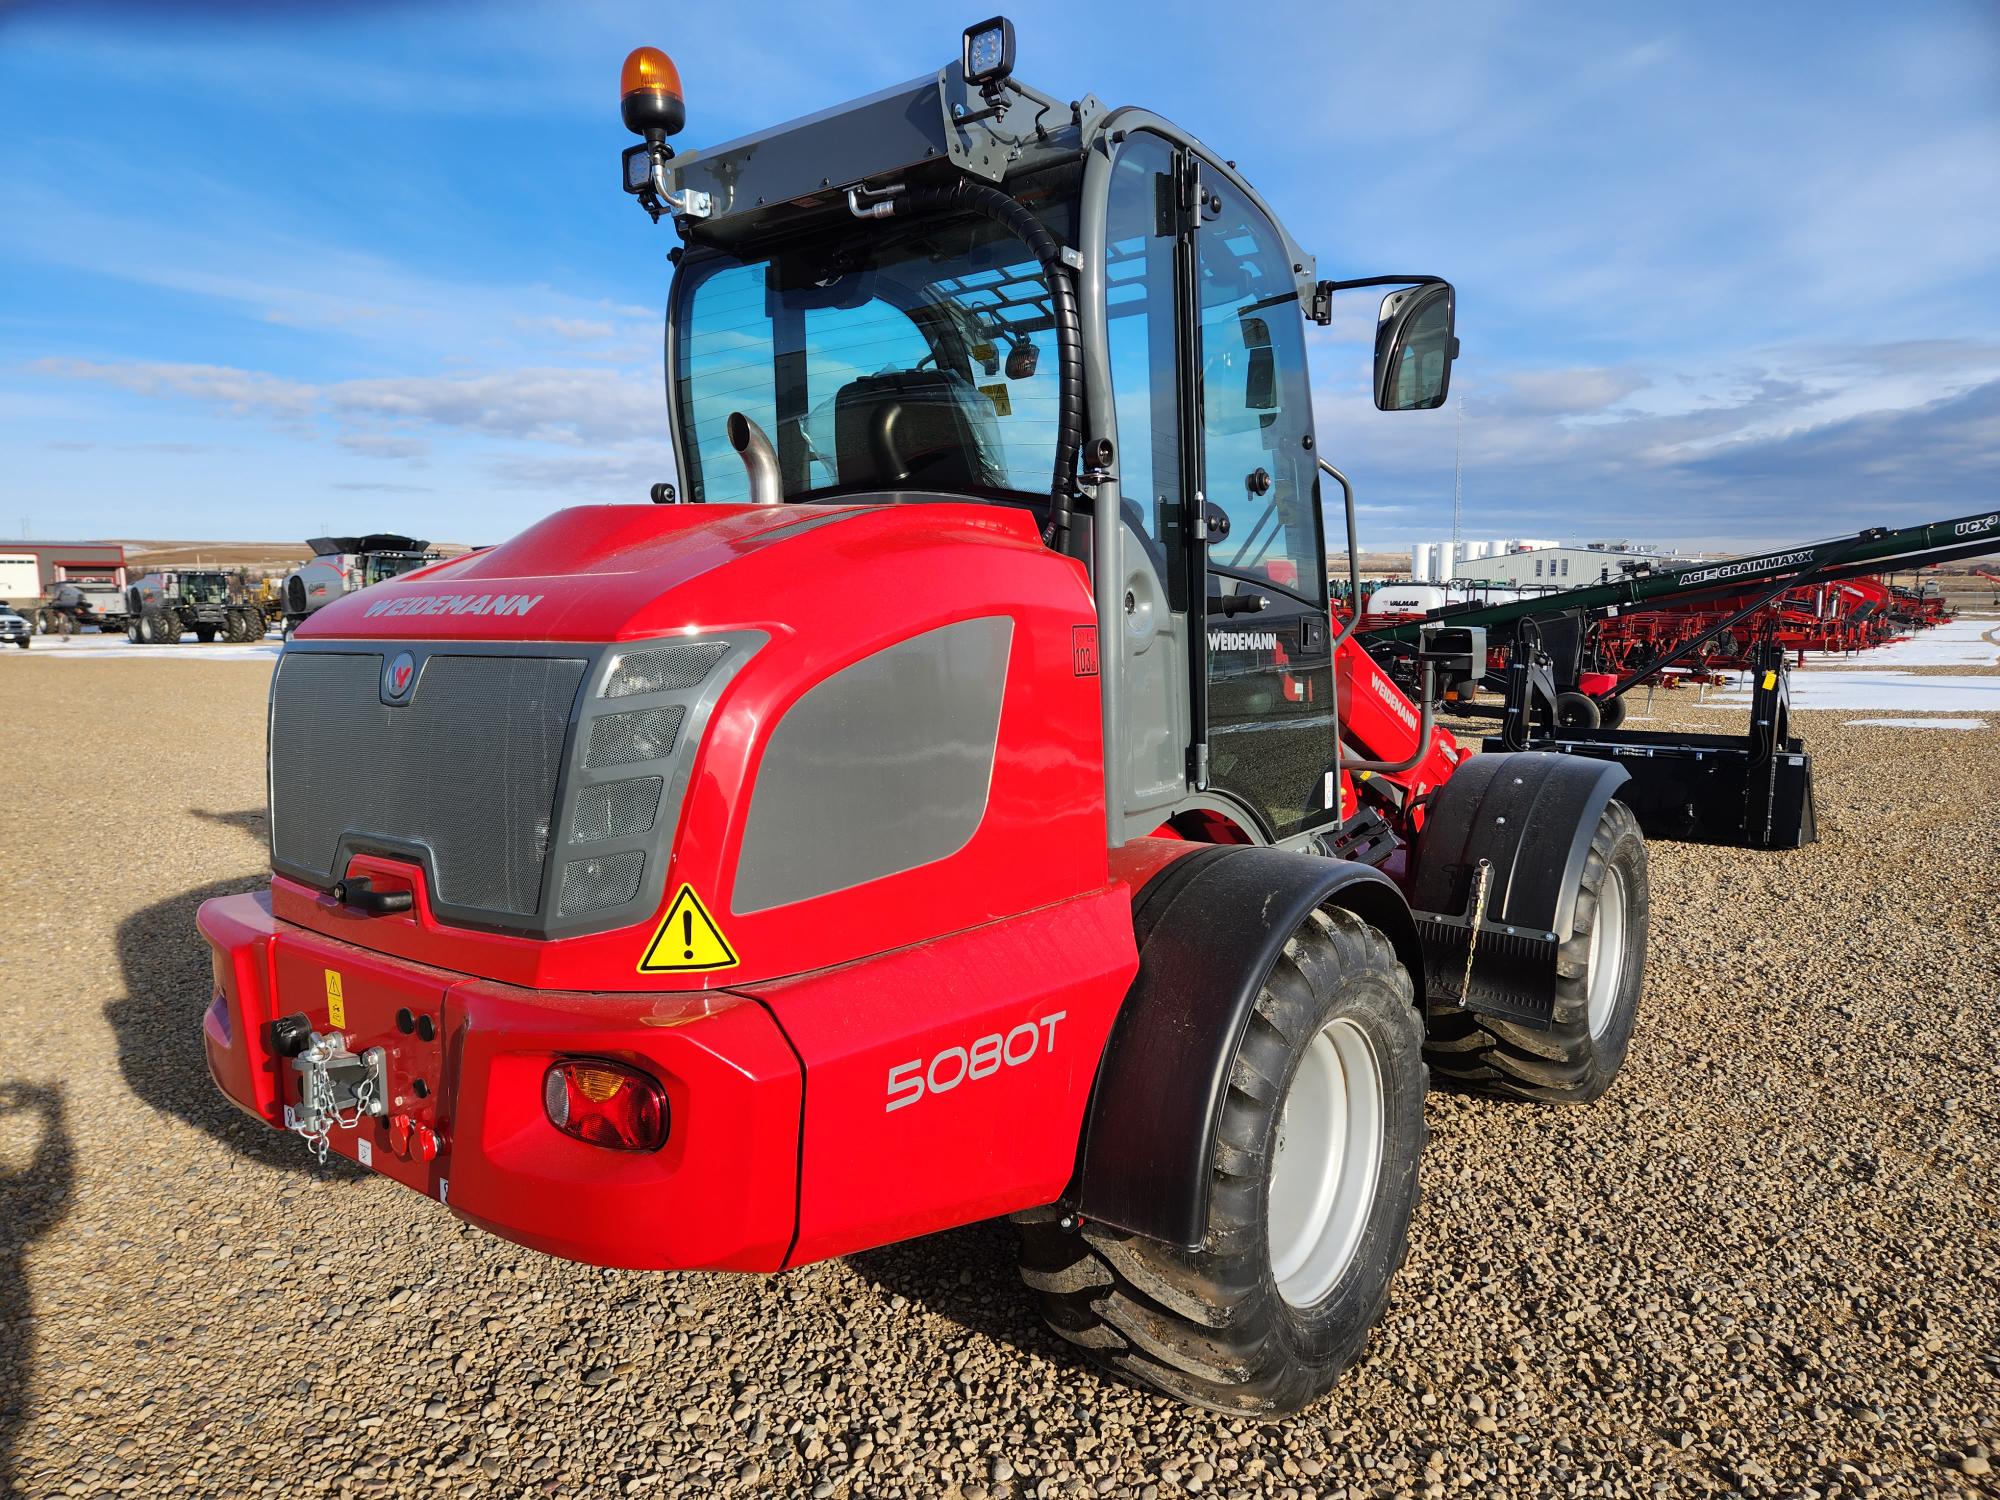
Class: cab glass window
674,215,1067,505
1197,180,1324,602
1103,131,1182,550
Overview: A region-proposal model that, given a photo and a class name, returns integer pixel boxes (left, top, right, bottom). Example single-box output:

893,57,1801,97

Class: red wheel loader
198,20,1650,1414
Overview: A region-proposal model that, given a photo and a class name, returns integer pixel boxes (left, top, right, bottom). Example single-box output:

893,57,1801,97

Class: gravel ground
1,645,1995,1500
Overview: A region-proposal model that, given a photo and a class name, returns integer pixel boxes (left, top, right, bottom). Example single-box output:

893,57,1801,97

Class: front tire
1020,906,1427,1414
1423,797,1648,1103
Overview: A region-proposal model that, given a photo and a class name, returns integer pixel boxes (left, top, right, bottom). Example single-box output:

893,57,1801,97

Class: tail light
543,1058,668,1152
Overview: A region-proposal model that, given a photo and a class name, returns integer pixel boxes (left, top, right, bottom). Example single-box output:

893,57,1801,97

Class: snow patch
1842,717,1989,731
1,630,281,663
1706,669,2000,713
1797,618,2000,669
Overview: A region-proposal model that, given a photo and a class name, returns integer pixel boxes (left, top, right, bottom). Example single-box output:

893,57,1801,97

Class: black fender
1073,844,1424,1250
1405,751,1630,1024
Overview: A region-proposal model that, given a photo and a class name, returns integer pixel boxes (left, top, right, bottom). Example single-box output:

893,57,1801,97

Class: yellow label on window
324,969,345,1028
978,383,1013,416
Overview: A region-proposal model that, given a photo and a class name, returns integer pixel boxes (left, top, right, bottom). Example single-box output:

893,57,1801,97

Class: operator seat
834,370,1001,491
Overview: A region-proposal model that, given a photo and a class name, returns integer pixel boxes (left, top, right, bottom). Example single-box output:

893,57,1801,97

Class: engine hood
294,501,1057,643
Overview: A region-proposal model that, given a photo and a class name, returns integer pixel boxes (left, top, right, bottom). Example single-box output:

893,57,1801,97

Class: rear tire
1423,798,1648,1103
1019,906,1427,1414
143,609,177,644
126,618,143,644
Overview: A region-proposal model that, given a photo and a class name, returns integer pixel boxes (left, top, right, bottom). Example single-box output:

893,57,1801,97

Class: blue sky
2,0,1995,551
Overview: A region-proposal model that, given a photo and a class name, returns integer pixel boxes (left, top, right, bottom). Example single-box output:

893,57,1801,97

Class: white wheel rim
1584,865,1629,1038
1266,1016,1385,1308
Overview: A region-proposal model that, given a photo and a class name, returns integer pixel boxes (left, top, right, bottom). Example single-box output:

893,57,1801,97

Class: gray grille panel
557,849,646,915
271,652,586,916
604,642,729,698
572,777,663,843
586,705,684,769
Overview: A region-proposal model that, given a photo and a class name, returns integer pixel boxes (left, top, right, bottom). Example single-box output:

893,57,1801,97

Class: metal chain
287,1035,376,1166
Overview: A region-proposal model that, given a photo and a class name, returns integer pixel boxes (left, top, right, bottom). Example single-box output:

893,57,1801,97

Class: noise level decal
639,885,740,973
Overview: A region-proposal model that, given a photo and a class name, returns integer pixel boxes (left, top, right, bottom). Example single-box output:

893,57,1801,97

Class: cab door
1191,172,1338,839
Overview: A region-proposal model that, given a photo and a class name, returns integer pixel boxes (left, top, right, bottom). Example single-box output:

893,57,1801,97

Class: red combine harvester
199,23,1653,1413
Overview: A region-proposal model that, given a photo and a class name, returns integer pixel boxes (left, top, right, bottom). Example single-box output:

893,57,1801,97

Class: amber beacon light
618,46,708,219
620,46,686,141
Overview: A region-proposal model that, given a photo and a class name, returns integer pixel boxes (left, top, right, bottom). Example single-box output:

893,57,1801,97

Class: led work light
962,16,1015,86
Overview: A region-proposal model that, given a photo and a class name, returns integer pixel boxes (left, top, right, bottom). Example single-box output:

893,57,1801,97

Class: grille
571,777,663,843
585,705,684,769
271,652,586,916
603,642,729,698
556,849,646,916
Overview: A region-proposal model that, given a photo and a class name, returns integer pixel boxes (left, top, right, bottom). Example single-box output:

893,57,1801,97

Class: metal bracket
649,155,713,221
288,1030,389,1160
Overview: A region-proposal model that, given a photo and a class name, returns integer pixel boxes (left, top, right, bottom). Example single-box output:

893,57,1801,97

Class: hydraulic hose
876,179,1083,547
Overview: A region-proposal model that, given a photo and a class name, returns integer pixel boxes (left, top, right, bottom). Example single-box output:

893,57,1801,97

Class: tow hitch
272,1011,389,1162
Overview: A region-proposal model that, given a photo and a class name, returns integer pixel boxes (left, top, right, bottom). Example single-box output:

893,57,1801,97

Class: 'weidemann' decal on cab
363,593,544,619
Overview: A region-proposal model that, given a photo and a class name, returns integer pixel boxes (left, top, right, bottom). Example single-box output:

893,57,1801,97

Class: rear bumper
197,883,1139,1273
196,892,802,1271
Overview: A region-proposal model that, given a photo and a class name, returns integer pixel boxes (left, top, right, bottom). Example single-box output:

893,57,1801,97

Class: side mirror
1240,316,1277,411
1373,282,1458,411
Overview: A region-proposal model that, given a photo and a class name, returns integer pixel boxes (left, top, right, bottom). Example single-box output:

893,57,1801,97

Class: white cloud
1497,368,1651,417
39,357,665,452
33,358,317,420
515,316,617,342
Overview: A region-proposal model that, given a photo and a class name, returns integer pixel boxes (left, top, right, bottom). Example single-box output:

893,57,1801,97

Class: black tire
193,624,218,643
143,609,177,644
14,636,28,649
1019,906,1427,1415
127,618,144,644
1596,694,1628,730
1423,798,1648,1104
1554,691,1600,729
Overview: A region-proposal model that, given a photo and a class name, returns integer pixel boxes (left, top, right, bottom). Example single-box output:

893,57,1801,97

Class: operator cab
671,190,1075,512
183,572,229,604
628,19,1459,850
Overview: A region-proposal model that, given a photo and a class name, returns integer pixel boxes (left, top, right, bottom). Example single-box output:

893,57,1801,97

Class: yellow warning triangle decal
639,884,740,973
